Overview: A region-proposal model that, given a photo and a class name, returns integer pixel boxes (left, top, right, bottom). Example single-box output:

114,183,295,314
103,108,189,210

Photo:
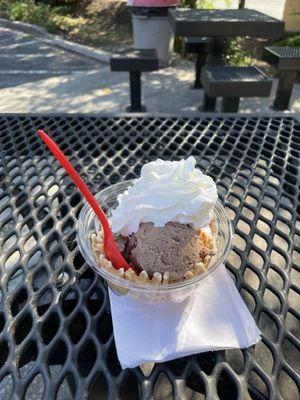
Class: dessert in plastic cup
77,158,233,302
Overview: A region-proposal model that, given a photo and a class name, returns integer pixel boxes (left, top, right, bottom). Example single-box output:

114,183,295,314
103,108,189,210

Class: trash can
131,7,175,67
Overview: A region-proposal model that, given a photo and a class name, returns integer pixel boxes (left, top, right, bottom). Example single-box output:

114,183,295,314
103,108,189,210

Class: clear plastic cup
77,180,233,303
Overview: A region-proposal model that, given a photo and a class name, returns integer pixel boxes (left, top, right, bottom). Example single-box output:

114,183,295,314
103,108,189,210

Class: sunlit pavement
0,26,299,116
0,27,103,86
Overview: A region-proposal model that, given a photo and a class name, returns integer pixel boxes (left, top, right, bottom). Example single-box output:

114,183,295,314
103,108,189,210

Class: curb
0,17,112,64
44,36,111,64
0,18,48,36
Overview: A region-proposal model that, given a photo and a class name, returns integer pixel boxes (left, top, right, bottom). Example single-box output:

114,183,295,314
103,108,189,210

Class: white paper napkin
109,265,261,369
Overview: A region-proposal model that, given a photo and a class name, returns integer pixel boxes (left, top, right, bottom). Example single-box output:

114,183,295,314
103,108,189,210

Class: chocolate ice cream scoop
115,222,214,282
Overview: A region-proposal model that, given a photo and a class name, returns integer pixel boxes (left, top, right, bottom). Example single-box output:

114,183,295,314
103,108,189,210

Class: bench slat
110,49,159,72
263,47,300,70
201,66,272,97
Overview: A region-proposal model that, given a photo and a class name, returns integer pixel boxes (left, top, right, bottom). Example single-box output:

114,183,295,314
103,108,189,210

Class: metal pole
129,71,142,112
273,70,297,111
207,37,225,66
221,97,240,112
194,53,206,89
202,94,217,111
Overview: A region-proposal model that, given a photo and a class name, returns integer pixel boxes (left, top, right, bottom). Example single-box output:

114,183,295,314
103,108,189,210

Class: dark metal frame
182,37,212,89
168,9,284,38
110,50,159,112
273,70,298,111
169,8,284,90
128,71,146,112
200,66,273,112
263,47,300,111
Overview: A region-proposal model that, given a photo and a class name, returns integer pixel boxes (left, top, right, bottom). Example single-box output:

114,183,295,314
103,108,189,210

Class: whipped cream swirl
110,156,218,236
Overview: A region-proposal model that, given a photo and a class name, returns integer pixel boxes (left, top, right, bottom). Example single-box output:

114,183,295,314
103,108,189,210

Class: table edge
168,7,284,22
0,112,298,121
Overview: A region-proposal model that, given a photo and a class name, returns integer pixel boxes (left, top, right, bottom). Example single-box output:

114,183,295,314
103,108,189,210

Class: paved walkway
0,27,102,88
0,25,299,117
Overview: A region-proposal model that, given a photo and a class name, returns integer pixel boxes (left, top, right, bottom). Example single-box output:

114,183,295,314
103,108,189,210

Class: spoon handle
38,130,111,235
38,130,131,270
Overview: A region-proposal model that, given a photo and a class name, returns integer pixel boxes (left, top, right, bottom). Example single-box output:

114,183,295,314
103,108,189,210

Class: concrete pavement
0,27,103,89
0,26,299,116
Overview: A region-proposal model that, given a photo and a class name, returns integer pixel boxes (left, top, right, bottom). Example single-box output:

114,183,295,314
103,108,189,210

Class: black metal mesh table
0,115,299,400
168,8,284,83
168,9,284,38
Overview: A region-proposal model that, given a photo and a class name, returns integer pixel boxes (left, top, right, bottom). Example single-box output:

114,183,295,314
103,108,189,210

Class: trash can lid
131,7,172,16
128,0,179,15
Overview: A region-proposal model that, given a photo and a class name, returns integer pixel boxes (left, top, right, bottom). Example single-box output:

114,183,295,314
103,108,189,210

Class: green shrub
0,0,73,32
8,1,57,31
224,38,251,66
180,0,215,8
0,0,11,15
275,34,300,47
38,0,77,5
10,1,46,21
180,0,231,8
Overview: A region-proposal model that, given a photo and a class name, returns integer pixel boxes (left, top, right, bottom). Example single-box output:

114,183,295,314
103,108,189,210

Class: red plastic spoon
38,130,130,271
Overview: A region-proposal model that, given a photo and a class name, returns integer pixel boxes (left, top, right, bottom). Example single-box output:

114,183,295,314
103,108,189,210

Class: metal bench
263,46,300,110
201,66,273,112
110,49,159,112
182,36,212,89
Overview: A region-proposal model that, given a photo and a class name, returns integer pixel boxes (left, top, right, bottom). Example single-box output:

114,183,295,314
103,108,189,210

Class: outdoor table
0,114,299,400
168,8,284,65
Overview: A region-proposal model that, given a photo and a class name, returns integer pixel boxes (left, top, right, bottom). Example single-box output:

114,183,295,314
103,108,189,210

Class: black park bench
201,66,273,112
110,49,159,112
263,46,300,110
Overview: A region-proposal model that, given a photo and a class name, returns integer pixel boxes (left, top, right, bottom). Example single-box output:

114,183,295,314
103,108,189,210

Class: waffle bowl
77,180,233,303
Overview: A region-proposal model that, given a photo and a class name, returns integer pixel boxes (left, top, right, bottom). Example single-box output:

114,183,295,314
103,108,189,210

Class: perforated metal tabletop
0,115,299,400
168,8,284,38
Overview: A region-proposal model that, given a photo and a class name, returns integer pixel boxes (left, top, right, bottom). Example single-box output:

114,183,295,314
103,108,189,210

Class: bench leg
207,37,225,66
128,71,146,112
273,70,297,111
202,93,216,111
221,97,240,112
194,52,207,89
